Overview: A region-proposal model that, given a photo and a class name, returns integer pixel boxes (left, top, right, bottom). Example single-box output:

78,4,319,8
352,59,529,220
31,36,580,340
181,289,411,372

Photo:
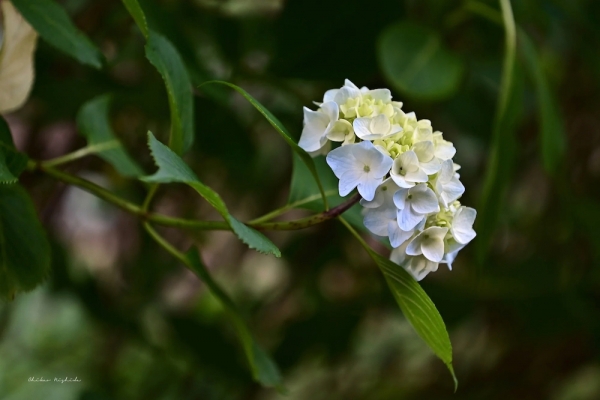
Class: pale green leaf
142,132,281,257
378,21,464,101
0,184,51,300
121,0,148,39
519,30,566,175
183,249,283,388
11,0,104,69
145,31,194,155
0,116,28,183
340,218,456,390
76,95,144,177
201,80,328,210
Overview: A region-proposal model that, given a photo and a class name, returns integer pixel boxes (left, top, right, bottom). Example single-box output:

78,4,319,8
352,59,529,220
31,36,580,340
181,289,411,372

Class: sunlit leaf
76,95,144,177
0,1,38,114
200,81,329,210
0,184,51,300
519,30,566,175
121,0,148,39
340,218,457,390
145,31,194,155
142,132,280,257
378,21,464,101
11,0,104,69
183,249,283,388
0,116,28,183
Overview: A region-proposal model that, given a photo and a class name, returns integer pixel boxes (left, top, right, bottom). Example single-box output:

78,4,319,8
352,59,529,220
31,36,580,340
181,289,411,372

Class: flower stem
40,141,121,168
30,162,359,232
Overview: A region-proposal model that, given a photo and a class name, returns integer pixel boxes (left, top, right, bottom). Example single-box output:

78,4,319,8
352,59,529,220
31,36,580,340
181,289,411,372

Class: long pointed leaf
200,81,329,210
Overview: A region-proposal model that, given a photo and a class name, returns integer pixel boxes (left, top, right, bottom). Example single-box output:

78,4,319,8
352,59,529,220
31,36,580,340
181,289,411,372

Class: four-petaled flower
393,184,440,231
326,141,393,201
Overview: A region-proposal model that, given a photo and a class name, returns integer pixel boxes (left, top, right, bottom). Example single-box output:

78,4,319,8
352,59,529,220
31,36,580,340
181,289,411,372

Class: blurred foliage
2,0,600,399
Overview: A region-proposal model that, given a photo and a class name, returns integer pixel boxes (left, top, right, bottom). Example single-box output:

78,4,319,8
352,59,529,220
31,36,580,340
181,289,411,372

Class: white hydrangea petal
390,241,409,265
435,141,456,160
334,86,360,105
357,175,382,201
452,206,477,244
323,89,338,103
388,221,413,248
338,169,362,196
410,185,440,214
442,178,465,204
404,168,428,183
420,159,442,175
369,88,392,102
353,117,373,140
398,206,424,231
370,114,391,135
327,119,353,142
421,237,445,262
406,234,423,256
325,144,357,179
393,188,409,210
413,141,435,163
438,159,454,182
364,211,390,236
321,101,339,123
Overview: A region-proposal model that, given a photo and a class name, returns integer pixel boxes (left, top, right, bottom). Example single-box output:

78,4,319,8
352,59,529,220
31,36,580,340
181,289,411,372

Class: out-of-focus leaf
476,0,522,262
121,0,148,38
378,21,464,101
0,116,28,183
183,249,283,388
519,30,566,175
11,0,103,69
0,184,51,300
0,1,38,114
142,132,280,257
76,95,144,177
145,31,194,155
340,218,457,390
201,81,328,210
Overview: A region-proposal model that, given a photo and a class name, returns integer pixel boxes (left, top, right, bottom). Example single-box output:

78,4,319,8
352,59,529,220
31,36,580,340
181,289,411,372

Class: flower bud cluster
298,80,476,280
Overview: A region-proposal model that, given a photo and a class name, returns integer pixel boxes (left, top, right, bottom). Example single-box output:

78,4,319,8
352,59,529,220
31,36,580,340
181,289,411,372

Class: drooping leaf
200,81,329,210
476,0,523,262
145,31,194,155
0,116,28,183
142,132,280,257
121,0,148,39
519,30,566,175
76,95,144,177
11,0,104,69
183,249,283,388
339,218,456,390
0,1,38,114
0,184,51,300
378,21,464,101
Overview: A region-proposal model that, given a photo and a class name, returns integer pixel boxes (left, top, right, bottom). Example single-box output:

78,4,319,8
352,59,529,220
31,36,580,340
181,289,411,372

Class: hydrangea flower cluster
299,80,476,281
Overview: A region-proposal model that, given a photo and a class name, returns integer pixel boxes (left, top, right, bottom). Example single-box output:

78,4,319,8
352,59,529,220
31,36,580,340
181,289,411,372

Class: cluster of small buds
299,80,476,281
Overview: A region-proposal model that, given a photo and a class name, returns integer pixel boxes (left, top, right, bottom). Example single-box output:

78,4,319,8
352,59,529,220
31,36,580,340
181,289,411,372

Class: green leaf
145,31,194,155
0,116,28,183
373,252,457,389
183,249,283,388
121,0,148,39
0,184,51,300
142,132,281,257
518,30,566,175
11,0,104,69
200,80,329,210
76,95,144,177
378,21,464,101
339,218,456,390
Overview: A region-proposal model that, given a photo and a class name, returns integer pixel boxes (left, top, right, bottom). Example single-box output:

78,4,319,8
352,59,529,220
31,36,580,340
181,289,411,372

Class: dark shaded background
2,0,600,399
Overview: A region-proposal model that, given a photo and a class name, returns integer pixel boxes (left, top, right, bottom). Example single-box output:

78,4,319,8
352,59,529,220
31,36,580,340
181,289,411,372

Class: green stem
338,217,371,251
31,162,359,232
40,141,121,168
248,189,337,224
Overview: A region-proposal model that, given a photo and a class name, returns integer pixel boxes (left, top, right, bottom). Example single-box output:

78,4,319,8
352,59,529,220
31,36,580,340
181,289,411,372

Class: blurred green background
2,0,600,399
